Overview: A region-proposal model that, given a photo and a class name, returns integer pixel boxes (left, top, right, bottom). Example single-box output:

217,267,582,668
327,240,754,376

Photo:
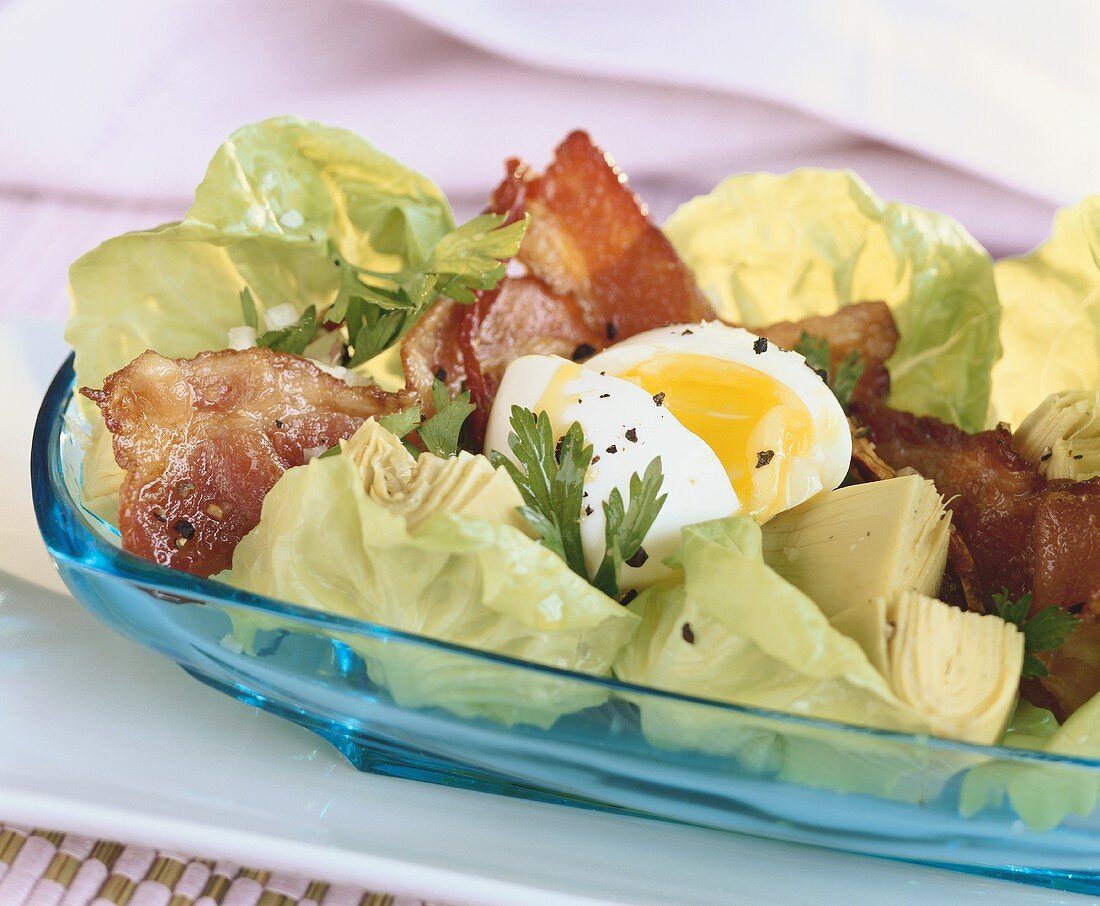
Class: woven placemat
0,824,453,906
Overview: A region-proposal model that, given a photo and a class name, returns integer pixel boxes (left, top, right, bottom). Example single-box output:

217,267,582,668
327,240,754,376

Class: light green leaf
992,195,1100,427
67,116,456,398
614,515,930,739
222,455,637,727
663,169,1002,431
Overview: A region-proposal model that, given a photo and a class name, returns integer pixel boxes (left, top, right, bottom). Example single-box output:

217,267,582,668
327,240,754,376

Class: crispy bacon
852,404,1042,599
82,348,404,577
489,131,714,337
753,301,898,404
405,131,717,443
852,402,1100,719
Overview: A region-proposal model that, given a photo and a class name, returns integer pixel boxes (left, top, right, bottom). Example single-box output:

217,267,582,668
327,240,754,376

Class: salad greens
663,169,1002,432
792,331,864,412
991,590,1080,679
991,195,1100,427
224,452,637,727
67,116,524,401
490,406,666,598
614,515,930,740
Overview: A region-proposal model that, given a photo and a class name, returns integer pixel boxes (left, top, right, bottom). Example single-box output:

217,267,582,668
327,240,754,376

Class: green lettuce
991,195,1100,427
612,516,989,802
66,116,457,397
961,697,1100,831
222,454,638,728
663,170,1002,431
614,516,929,737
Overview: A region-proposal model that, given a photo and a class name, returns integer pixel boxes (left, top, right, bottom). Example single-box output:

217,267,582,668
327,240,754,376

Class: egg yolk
619,353,814,518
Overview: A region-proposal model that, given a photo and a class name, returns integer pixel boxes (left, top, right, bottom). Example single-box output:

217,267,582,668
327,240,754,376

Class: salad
69,118,1099,778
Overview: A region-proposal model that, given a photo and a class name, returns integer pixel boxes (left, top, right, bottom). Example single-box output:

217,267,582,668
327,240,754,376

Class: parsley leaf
490,407,590,577
992,589,1080,678
832,349,865,411
794,332,830,375
417,381,476,458
590,457,667,597
326,213,526,362
256,304,322,354
793,331,864,412
239,287,259,329
490,406,666,597
378,404,423,440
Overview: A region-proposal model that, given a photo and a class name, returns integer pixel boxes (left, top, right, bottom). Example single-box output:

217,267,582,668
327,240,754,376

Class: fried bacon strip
753,301,898,404
488,131,715,337
83,348,404,577
852,402,1100,719
404,131,716,438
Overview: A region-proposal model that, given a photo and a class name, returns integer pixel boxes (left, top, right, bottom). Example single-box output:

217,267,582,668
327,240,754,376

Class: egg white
585,321,852,521
484,355,740,590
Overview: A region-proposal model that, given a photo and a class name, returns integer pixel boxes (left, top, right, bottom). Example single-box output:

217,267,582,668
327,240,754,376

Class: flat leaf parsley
490,406,666,599
992,589,1080,679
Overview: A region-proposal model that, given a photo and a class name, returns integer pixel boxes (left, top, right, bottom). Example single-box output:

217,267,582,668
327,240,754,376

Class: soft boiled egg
585,321,851,522
484,355,740,589
484,321,851,591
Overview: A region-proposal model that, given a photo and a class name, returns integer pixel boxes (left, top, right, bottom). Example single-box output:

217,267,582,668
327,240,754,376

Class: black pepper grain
681,623,695,644
626,546,648,568
652,391,665,407
606,444,618,454
756,450,775,468
174,518,195,540
584,505,594,516
620,588,639,607
625,428,638,443
753,336,768,354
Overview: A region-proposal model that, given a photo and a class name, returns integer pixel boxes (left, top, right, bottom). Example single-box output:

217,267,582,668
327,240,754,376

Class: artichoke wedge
342,419,530,533
1013,390,1100,481
761,475,951,619
832,592,1024,745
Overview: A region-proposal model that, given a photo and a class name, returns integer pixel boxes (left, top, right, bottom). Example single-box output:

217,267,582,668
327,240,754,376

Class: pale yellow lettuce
992,196,1100,427
222,454,637,727
67,116,454,397
663,170,1001,431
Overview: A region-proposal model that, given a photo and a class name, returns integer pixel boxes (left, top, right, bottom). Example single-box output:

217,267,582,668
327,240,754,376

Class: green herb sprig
992,589,1080,679
241,212,526,363
793,331,865,412
490,406,666,598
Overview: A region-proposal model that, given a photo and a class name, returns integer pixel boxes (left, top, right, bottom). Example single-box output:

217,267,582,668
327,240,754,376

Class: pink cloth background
0,0,1084,323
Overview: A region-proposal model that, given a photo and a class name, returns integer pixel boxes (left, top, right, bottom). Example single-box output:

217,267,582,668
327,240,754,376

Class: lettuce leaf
960,696,1100,831
663,170,1001,431
222,454,638,728
614,515,928,736
991,195,1100,427
66,116,456,399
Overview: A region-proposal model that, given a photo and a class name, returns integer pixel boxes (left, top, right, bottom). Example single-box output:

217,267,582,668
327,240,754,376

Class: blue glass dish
31,356,1100,893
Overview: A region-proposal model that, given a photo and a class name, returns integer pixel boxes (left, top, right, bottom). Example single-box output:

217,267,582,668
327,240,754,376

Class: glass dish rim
31,353,1100,773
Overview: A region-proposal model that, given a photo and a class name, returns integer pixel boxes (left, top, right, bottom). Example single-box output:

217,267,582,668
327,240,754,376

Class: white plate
0,316,1085,905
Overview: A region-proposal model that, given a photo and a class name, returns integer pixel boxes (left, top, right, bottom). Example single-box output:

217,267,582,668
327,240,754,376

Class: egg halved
484,355,740,589
584,321,852,522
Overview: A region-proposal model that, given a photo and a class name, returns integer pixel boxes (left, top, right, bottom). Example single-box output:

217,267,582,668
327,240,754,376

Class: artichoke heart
761,475,951,619
341,419,530,533
1013,390,1100,480
832,592,1024,745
